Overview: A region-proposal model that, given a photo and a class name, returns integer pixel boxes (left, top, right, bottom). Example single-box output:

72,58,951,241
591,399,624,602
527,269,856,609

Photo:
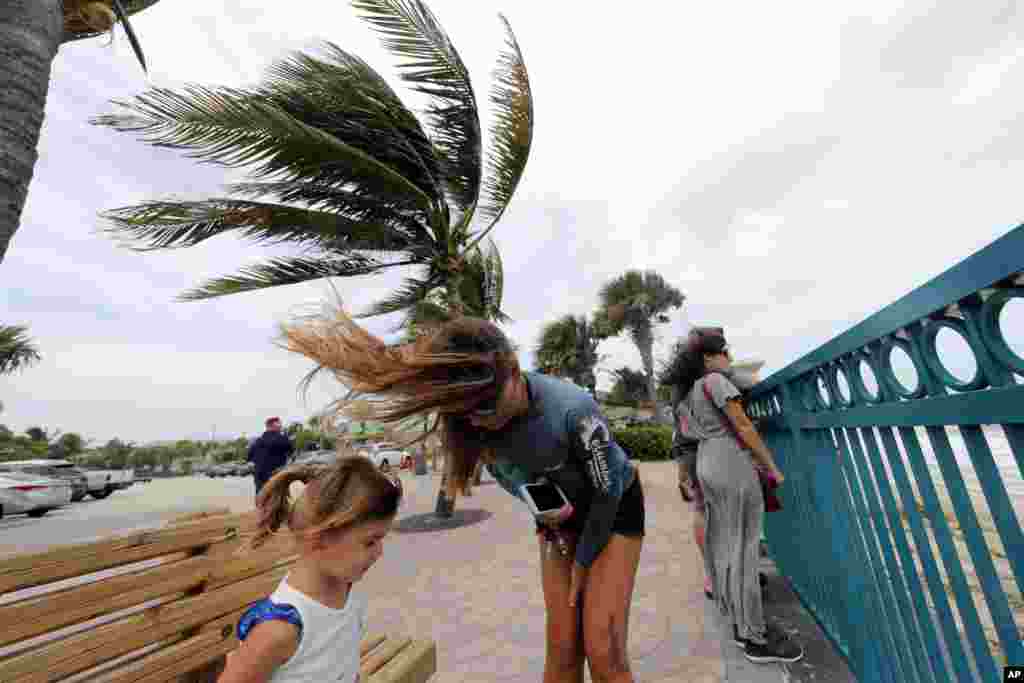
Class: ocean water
850,424,1024,526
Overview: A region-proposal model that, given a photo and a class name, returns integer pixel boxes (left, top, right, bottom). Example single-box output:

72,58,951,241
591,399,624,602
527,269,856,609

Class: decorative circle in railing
880,337,925,399
830,360,853,408
816,370,832,408
798,374,820,412
923,319,985,392
980,288,1024,374
852,352,881,403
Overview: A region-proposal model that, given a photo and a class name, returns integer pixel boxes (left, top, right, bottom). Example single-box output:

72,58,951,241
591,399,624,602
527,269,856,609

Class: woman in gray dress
678,332,803,663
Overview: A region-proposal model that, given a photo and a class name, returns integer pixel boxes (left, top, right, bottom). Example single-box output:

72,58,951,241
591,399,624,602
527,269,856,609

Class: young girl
218,456,402,683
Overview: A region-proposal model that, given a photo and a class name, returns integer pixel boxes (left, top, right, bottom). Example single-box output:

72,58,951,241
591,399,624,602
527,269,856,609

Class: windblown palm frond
102,199,420,253
353,0,482,215
177,255,406,301
460,239,509,323
375,238,509,334
92,85,435,211
471,13,534,244
256,44,444,206
357,273,439,322
0,325,42,375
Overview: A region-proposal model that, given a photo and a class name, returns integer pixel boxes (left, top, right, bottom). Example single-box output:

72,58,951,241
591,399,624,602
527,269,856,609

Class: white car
357,443,410,472
294,450,337,466
0,471,73,518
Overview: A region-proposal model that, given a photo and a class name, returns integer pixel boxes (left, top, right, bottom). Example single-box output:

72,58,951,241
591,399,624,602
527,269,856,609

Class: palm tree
0,0,154,263
90,0,534,325
535,314,601,396
92,1,534,520
595,270,685,406
0,324,41,374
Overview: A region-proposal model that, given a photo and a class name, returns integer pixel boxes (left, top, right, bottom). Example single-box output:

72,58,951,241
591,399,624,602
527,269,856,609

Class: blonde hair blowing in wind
279,303,521,498
252,455,401,550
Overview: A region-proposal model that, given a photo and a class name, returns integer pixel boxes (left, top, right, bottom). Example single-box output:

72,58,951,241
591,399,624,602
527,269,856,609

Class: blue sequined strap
237,598,303,642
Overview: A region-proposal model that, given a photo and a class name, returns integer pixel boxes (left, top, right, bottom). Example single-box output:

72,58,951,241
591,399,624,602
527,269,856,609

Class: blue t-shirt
485,373,636,569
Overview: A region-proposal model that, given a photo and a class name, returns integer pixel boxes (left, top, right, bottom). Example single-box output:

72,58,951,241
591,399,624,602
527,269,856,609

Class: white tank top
267,575,366,683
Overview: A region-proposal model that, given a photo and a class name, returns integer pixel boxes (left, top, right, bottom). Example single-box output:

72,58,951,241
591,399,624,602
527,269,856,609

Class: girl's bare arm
217,621,299,683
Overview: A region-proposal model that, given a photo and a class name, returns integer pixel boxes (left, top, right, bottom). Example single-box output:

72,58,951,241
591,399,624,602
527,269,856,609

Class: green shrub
613,425,673,461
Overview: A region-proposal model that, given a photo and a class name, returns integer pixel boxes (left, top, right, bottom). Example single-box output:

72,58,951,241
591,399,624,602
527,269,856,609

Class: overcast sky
2,0,1023,444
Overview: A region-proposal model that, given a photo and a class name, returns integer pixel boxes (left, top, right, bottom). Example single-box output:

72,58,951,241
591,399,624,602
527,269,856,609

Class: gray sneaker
742,627,803,663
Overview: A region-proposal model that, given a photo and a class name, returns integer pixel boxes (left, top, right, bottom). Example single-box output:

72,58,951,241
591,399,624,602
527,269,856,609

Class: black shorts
535,475,646,538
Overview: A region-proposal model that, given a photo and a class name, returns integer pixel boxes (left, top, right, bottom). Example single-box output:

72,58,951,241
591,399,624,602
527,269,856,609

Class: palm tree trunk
635,324,657,405
0,0,62,263
433,270,464,518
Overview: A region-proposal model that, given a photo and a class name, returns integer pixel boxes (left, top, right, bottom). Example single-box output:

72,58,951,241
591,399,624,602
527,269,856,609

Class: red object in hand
757,467,782,512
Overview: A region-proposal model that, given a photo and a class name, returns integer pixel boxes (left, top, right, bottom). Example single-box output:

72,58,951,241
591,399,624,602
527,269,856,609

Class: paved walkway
357,462,856,682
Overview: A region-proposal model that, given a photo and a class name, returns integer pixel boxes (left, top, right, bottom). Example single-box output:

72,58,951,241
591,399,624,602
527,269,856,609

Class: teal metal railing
747,225,1024,682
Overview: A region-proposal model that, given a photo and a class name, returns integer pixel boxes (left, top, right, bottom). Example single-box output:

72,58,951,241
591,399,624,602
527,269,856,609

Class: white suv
357,442,409,472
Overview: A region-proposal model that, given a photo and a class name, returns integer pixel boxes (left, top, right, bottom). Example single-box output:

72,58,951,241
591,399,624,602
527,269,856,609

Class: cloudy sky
3,0,1023,445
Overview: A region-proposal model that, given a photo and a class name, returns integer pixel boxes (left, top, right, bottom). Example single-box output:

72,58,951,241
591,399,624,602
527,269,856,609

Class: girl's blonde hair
279,304,521,500
252,455,402,550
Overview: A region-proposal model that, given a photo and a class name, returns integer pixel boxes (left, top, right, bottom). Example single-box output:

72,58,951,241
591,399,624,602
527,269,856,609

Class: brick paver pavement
357,462,726,682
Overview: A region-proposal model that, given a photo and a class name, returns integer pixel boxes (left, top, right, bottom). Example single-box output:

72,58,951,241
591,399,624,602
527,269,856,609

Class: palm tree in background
0,325,42,375
535,314,602,396
0,0,153,263
595,270,685,406
91,0,534,328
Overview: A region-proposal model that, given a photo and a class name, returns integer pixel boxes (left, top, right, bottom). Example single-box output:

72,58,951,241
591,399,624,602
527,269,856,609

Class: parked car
76,466,134,497
357,442,409,472
0,459,110,500
295,450,336,466
0,462,89,502
206,464,234,478
0,471,73,518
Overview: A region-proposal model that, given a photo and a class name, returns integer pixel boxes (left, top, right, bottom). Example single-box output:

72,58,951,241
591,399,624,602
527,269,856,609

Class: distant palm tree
535,314,601,395
92,0,534,327
0,325,41,375
0,0,154,262
595,270,685,405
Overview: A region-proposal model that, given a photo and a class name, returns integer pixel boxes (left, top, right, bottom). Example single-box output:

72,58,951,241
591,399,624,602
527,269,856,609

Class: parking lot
0,474,258,559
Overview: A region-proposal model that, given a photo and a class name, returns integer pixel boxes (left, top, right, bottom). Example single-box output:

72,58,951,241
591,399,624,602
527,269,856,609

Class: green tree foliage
612,425,672,461
595,270,685,404
535,314,602,395
0,325,41,375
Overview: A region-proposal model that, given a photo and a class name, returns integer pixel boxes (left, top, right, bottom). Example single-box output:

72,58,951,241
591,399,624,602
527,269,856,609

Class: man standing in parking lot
247,417,294,501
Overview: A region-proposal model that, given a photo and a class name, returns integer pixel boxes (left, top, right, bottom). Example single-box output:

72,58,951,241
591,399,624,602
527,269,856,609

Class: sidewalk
357,461,857,682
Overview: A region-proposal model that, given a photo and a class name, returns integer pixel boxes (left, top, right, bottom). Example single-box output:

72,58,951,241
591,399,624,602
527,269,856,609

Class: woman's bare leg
582,533,643,683
540,533,585,683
